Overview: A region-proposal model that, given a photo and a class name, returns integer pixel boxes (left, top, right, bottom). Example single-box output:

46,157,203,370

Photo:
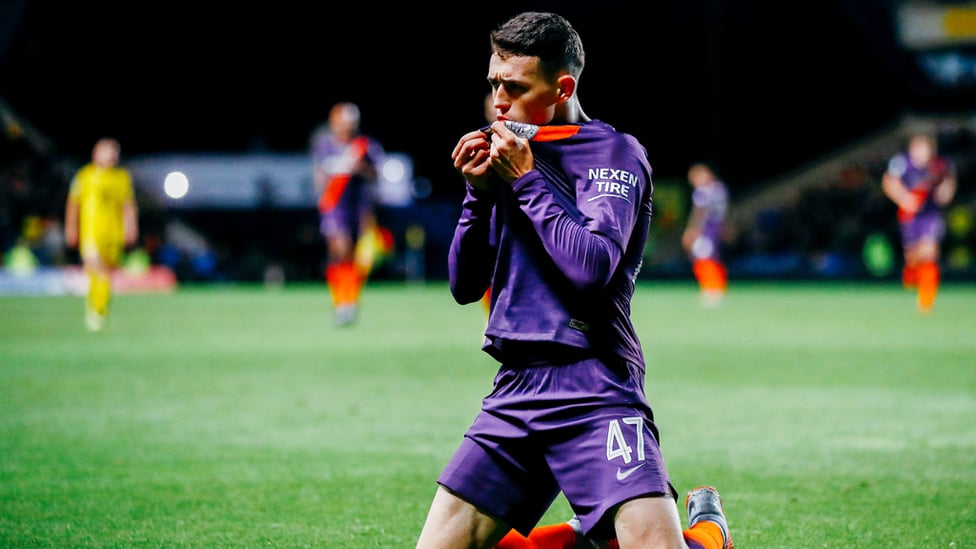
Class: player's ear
556,74,576,104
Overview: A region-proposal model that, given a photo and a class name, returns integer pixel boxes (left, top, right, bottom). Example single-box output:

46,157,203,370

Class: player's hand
933,177,956,206
452,129,493,191
485,120,534,184
899,189,924,214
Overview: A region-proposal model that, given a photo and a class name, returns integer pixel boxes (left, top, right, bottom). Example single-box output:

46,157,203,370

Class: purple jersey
688,179,728,261
309,128,384,237
886,150,953,221
449,120,653,368
886,149,953,245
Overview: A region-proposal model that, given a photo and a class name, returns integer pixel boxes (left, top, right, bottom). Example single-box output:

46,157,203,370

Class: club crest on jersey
586,168,639,203
501,120,539,139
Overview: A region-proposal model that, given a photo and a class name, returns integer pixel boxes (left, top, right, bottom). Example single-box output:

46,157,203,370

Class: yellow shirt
69,164,134,247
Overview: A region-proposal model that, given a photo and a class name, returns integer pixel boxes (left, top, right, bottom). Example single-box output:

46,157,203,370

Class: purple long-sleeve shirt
886,150,953,220
449,120,653,367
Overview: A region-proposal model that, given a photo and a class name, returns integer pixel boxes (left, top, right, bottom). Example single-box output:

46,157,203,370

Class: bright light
381,157,406,182
164,171,189,199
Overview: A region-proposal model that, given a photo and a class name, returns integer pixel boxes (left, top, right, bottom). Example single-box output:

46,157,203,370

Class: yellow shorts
80,238,123,267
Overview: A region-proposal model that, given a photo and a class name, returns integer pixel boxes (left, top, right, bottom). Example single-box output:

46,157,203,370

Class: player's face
688,165,711,187
486,54,561,126
908,137,934,167
329,106,359,142
93,141,119,168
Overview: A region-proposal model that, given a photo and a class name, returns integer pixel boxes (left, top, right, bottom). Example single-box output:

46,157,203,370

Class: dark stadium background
2,1,974,283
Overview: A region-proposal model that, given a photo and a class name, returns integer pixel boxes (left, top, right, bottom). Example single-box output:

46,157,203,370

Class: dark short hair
490,11,585,79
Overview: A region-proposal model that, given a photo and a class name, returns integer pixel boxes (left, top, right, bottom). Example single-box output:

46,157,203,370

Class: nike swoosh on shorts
616,463,646,481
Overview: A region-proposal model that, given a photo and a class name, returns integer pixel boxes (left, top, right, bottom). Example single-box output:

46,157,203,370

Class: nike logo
616,463,645,481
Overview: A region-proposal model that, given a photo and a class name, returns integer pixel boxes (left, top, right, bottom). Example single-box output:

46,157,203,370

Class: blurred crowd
0,110,68,269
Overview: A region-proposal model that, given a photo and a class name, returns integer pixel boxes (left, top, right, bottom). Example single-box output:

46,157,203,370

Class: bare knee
613,496,687,549
416,486,509,549
906,240,940,264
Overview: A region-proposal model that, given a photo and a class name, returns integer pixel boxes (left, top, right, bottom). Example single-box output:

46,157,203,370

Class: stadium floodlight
164,171,190,199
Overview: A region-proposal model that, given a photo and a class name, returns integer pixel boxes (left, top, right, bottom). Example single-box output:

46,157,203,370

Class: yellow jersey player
64,137,139,331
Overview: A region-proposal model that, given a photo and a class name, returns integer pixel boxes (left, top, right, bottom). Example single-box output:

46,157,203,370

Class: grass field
2,280,974,548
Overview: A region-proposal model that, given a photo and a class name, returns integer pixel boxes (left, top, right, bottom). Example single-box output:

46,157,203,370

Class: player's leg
897,219,917,290
589,489,733,549
900,213,946,313
322,215,361,324
611,496,686,548
433,381,563,549
81,242,113,331
901,259,919,290
416,485,511,549
540,356,673,546
911,238,941,313
709,258,728,302
540,358,733,549
85,268,111,331
691,258,726,307
519,486,733,549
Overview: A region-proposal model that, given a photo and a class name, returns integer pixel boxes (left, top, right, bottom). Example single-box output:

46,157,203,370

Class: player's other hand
452,128,493,191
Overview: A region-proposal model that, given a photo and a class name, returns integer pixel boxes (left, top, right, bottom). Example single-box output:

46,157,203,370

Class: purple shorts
320,205,367,242
899,210,945,248
436,356,675,539
320,182,371,241
320,210,354,239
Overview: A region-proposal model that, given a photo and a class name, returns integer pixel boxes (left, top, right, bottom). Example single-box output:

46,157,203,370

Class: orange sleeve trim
530,125,582,142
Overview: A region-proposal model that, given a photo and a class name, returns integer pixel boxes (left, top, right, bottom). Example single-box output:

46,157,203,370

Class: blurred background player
882,131,957,314
63,137,139,331
310,101,385,325
681,163,729,307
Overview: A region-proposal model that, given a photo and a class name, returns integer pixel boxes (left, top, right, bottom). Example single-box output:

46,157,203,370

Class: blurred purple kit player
682,163,729,305
310,102,385,324
882,132,957,313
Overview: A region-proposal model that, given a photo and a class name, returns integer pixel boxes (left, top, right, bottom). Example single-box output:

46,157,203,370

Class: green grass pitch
1,280,974,548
